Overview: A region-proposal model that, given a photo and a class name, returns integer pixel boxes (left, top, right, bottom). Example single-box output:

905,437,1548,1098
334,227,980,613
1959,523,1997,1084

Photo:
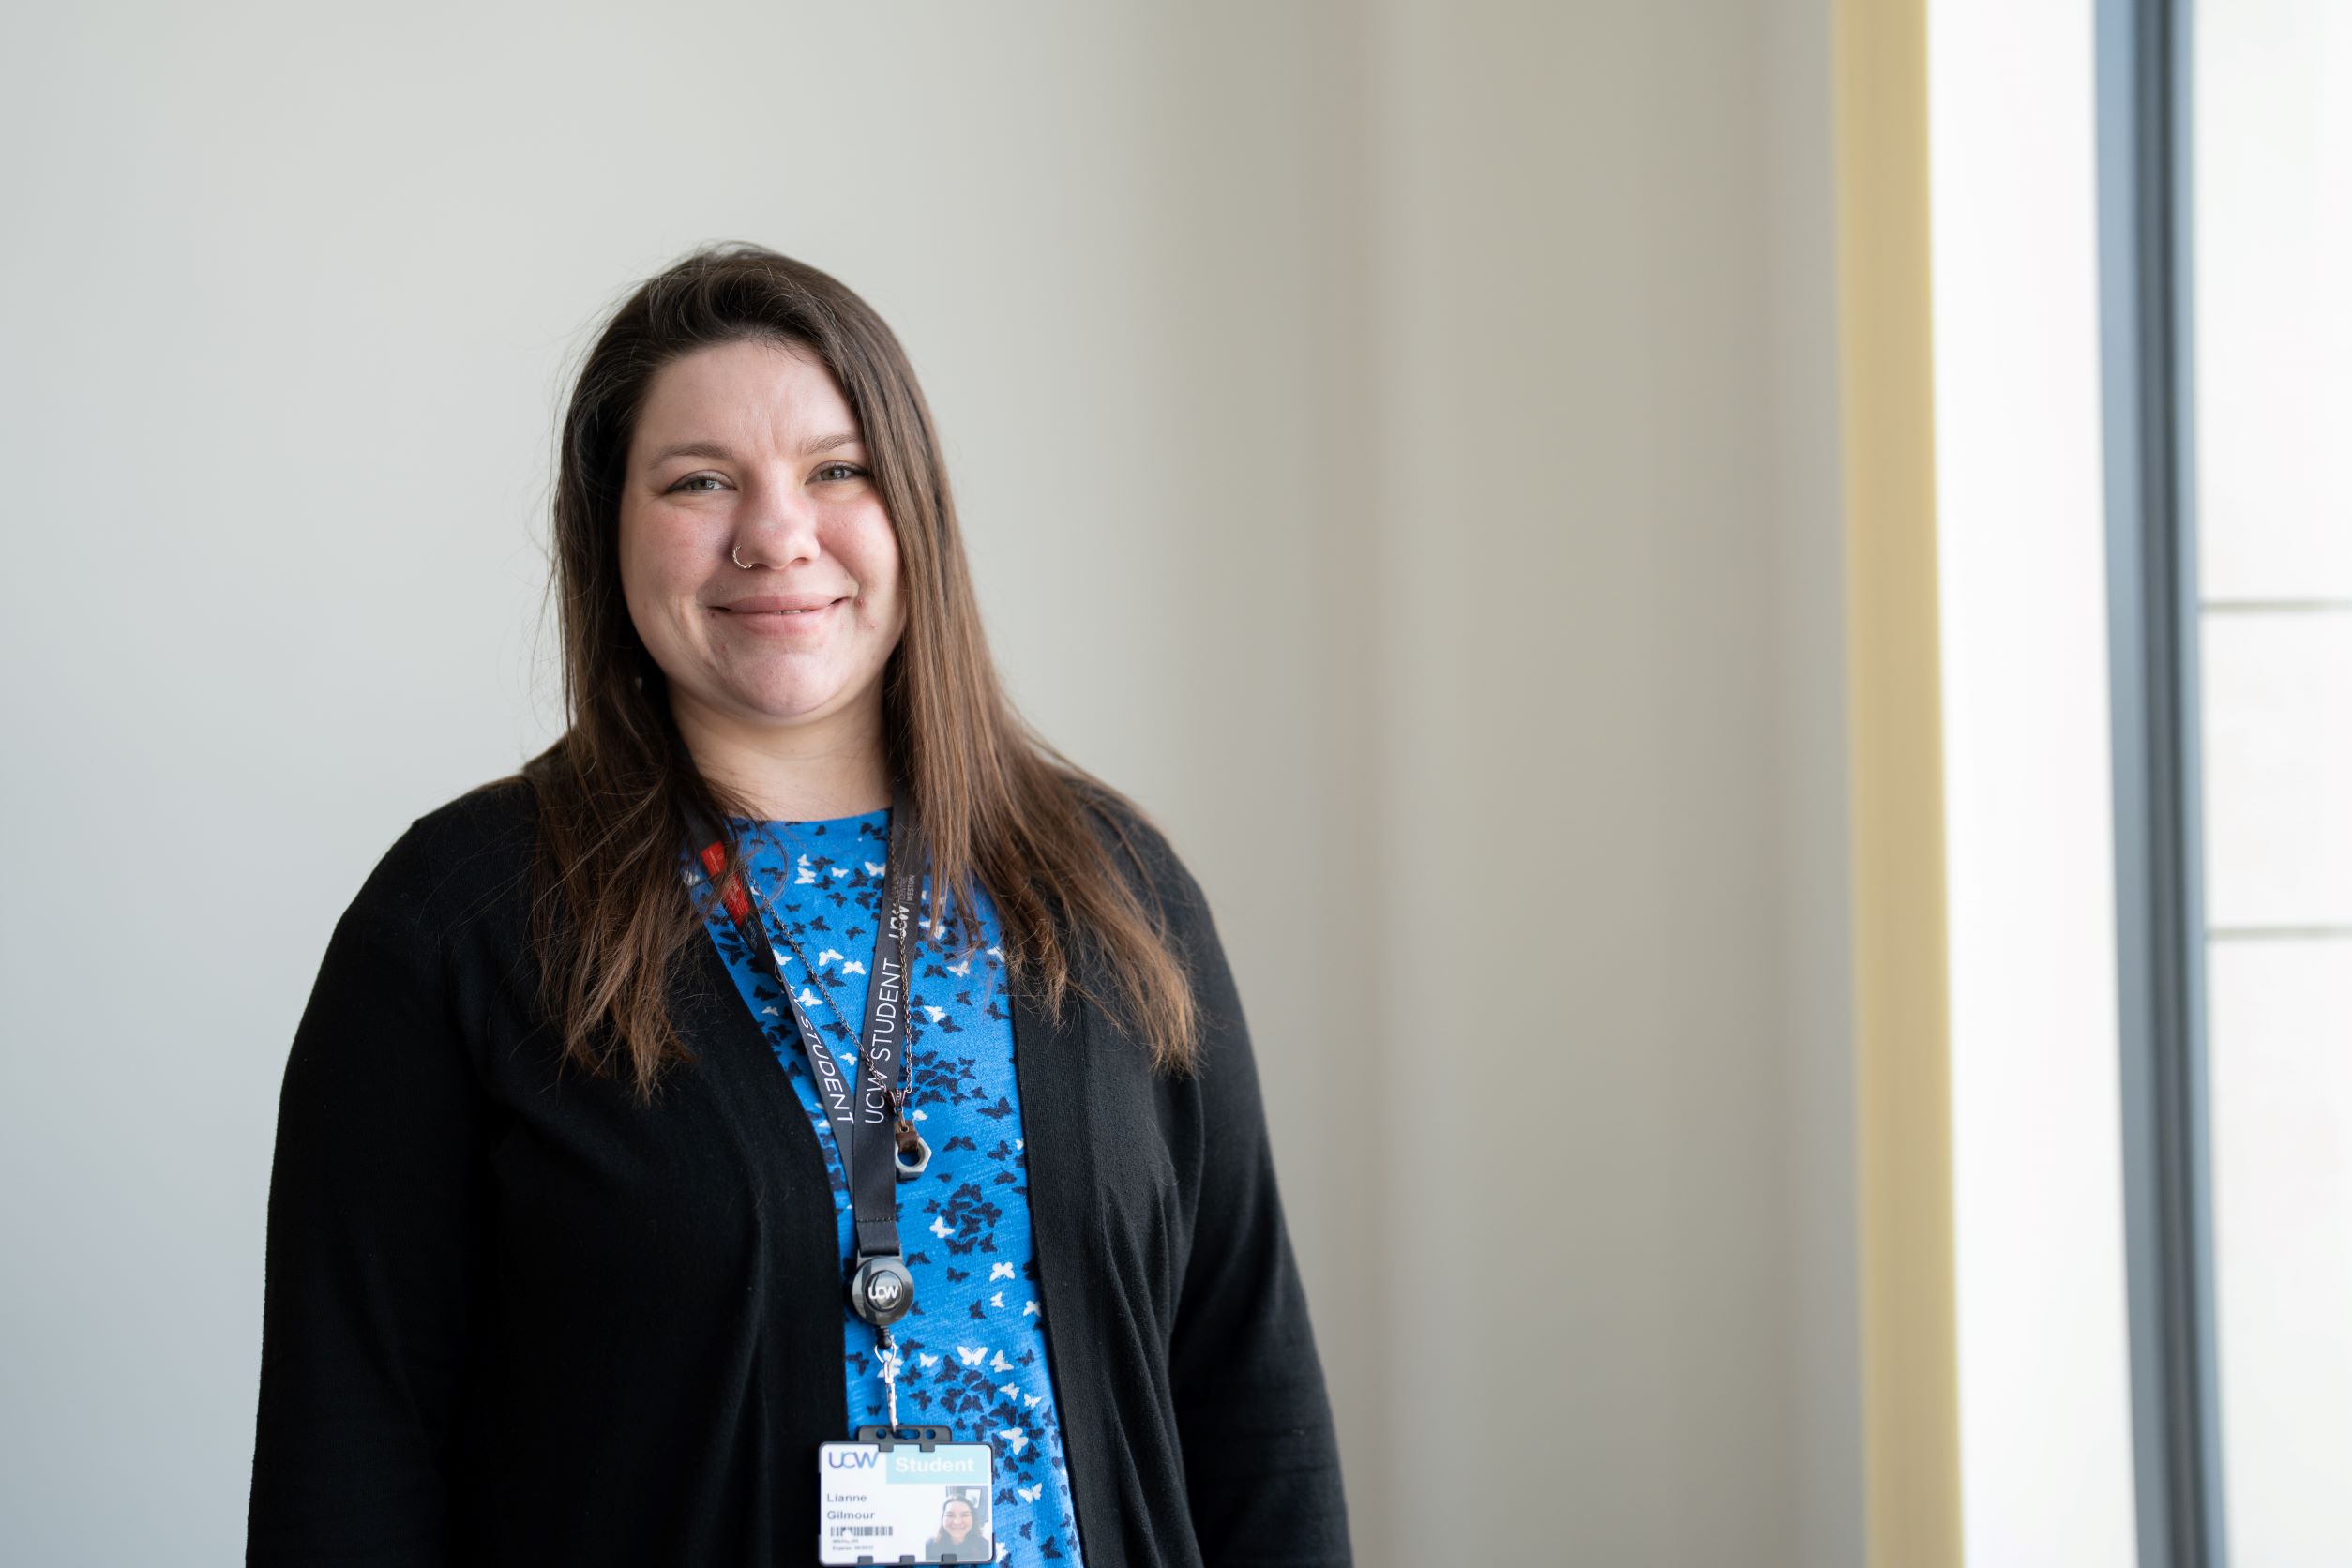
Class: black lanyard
684,792,924,1274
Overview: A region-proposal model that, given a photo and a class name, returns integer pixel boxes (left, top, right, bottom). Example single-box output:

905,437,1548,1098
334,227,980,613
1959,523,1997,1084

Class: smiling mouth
715,597,849,617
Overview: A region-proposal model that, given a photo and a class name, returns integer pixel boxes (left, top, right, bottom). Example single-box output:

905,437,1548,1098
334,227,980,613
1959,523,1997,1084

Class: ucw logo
826,1451,879,1470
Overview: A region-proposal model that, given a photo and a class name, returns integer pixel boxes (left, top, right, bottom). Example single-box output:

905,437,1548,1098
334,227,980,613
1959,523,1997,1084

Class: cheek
618,508,694,641
615,514,655,625
856,518,904,609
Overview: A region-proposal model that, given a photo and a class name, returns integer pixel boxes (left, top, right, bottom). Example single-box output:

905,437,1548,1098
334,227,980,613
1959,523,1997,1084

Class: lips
708,594,851,639
716,594,848,615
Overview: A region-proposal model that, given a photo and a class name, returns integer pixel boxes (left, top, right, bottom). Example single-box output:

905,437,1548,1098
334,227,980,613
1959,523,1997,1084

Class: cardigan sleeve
1142,834,1354,1567
247,822,490,1566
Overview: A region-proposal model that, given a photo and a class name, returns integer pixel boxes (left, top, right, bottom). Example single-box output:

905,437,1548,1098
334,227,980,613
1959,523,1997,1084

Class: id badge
818,1425,998,1565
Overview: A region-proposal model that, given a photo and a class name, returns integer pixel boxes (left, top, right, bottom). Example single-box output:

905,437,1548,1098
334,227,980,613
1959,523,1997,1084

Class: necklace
741,819,928,1173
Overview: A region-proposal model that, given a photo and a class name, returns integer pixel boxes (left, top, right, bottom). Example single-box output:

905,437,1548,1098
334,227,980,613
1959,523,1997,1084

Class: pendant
893,1116,931,1181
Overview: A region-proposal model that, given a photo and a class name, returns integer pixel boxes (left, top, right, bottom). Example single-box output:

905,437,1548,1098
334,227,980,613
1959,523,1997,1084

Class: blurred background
1,1,2341,1564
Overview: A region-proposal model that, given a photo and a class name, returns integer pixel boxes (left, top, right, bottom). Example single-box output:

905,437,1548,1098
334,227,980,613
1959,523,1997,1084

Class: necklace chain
741,818,916,1106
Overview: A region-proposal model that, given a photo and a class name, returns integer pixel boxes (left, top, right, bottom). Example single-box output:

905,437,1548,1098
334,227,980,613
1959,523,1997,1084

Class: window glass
2194,4,2352,1560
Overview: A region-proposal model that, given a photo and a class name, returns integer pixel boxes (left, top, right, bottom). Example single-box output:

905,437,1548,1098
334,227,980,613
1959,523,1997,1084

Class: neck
668,686,892,822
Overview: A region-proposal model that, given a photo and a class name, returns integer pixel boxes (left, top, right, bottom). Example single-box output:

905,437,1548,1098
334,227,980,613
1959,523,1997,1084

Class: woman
246,243,1349,1567
926,1495,991,1562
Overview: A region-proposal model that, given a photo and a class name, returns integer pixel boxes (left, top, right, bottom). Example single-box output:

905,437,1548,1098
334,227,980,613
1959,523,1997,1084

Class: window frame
2095,1,2231,1564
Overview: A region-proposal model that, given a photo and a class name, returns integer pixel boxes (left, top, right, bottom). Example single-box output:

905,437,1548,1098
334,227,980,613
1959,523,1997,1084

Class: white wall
1336,3,1858,1561
0,3,1859,1563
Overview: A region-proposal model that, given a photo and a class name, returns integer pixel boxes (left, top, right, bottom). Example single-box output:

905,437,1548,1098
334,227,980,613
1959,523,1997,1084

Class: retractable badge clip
850,1253,915,1327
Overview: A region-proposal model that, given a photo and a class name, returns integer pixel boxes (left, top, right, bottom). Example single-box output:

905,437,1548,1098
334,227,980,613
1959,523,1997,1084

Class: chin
733,688,852,726
680,655,885,732
702,663,835,707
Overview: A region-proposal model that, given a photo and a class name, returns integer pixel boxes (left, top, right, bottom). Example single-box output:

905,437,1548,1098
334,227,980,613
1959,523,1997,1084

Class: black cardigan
246,778,1349,1567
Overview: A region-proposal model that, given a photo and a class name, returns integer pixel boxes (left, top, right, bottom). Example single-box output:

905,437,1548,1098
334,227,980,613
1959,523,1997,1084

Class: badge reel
849,1253,914,1328
829,1248,994,1565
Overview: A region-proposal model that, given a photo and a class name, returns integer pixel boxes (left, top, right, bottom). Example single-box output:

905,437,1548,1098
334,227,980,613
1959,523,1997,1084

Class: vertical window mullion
2096,1,2229,1565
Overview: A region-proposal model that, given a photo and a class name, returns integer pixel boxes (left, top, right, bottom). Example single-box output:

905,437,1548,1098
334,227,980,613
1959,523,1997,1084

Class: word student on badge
247,243,1353,1568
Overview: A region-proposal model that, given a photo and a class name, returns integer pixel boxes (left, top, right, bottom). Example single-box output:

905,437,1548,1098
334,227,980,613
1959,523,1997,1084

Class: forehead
629,339,861,458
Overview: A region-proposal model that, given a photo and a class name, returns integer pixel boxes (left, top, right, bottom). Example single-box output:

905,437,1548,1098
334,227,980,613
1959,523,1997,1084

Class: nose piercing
731,544,753,570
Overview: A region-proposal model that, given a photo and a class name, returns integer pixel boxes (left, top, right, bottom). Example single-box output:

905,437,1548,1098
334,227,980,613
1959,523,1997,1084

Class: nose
727,471,822,570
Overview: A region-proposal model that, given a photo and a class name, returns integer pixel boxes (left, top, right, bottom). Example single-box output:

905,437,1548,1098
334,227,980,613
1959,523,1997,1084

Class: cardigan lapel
678,924,830,1176
1010,967,1136,1567
674,923,853,1446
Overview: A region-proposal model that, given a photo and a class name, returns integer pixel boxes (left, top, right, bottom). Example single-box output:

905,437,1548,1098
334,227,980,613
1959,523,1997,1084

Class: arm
247,824,490,1566
1153,848,1353,1567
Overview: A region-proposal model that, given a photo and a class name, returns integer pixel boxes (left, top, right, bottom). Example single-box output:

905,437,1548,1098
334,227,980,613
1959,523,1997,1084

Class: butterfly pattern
690,808,1086,1568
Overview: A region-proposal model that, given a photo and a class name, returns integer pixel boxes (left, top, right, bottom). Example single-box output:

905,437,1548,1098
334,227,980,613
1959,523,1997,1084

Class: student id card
818,1427,998,1565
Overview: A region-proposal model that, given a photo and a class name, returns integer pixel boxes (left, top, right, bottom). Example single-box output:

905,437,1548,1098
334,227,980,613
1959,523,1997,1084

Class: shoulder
299,777,544,1048
1063,774,1210,931
1061,776,1243,1058
348,775,541,947
400,774,540,872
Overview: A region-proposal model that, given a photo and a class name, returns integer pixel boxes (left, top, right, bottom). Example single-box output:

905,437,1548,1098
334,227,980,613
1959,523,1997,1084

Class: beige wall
0,3,1860,1562
1123,4,1859,1562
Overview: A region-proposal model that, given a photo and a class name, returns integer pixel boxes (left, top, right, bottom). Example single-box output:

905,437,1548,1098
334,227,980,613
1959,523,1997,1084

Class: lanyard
684,792,924,1284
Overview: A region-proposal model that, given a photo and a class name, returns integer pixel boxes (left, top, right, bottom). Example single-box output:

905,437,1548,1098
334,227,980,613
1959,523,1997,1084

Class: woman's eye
815,462,868,483
671,475,726,493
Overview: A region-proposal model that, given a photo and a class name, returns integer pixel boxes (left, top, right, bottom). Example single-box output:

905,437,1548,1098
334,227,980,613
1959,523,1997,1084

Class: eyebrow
643,430,866,467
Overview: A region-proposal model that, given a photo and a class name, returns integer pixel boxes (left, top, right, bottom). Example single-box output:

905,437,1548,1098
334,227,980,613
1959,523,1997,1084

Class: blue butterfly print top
687,807,1086,1568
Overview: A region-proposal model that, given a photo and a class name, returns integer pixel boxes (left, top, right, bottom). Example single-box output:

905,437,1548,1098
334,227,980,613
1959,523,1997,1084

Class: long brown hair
517,242,1196,1101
